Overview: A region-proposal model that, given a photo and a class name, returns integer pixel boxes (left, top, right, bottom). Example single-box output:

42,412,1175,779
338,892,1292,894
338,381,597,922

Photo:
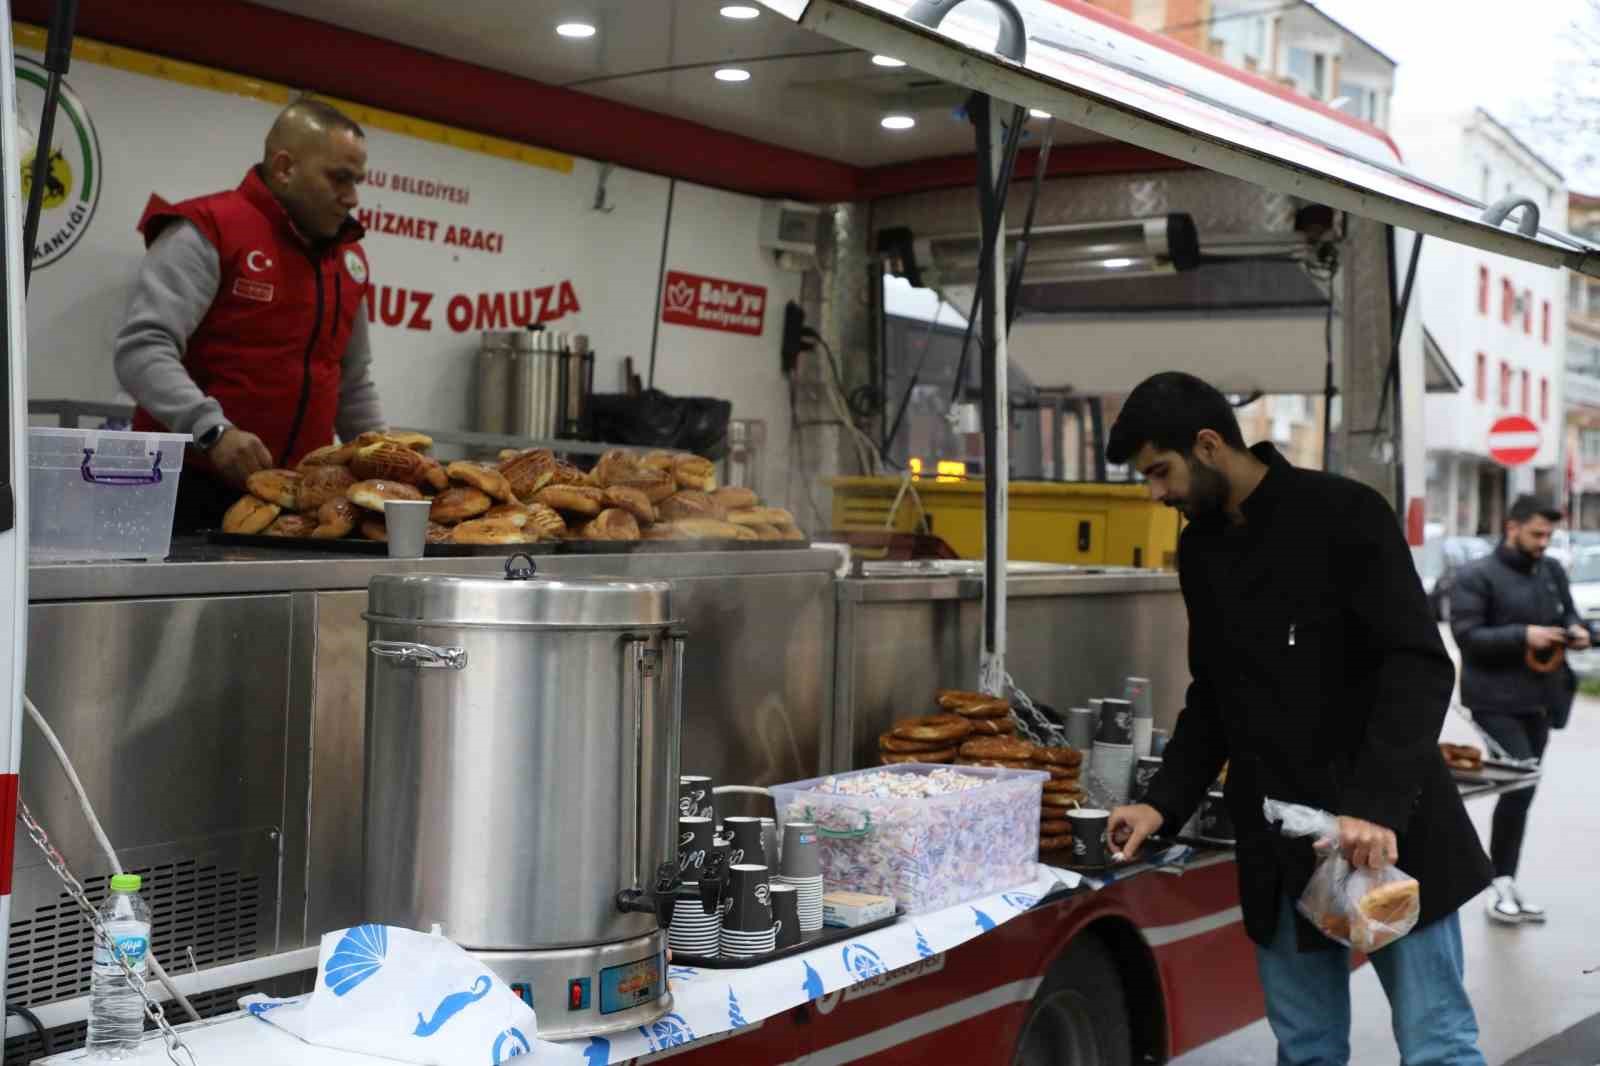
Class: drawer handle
369,641,469,670
1077,521,1091,552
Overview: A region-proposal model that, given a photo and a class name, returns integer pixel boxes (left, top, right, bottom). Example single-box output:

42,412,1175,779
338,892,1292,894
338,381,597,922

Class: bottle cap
109,874,142,893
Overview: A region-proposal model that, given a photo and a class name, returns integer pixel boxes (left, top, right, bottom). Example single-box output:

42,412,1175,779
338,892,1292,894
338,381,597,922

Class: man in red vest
114,96,385,531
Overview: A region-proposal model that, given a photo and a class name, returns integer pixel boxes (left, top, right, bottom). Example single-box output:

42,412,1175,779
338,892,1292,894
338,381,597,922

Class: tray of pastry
206,532,808,556
1440,743,1538,785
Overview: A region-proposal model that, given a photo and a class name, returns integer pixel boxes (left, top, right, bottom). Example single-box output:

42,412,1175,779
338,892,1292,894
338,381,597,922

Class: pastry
245,469,301,510
1035,746,1085,768
747,523,785,541
711,486,759,511
1439,743,1483,771
616,469,675,503
533,484,604,517
653,518,748,540
879,732,959,754
1043,778,1085,795
672,454,717,492
297,442,356,469
936,690,1013,719
774,524,807,542
447,461,515,503
429,486,493,523
418,454,450,493
384,430,434,451
603,485,656,524
482,502,531,527
640,451,677,474
582,508,641,541
264,513,318,538
348,479,425,512
499,448,558,499
1042,763,1081,781
593,449,642,487
1039,818,1072,835
222,495,280,535
359,515,388,542
310,497,358,539
1319,913,1352,943
1042,790,1089,809
891,713,974,744
1039,835,1074,853
425,522,453,543
297,465,356,512
449,517,530,545
351,441,430,485
523,503,567,540
1358,879,1420,928
966,715,1017,736
957,736,1039,762
658,491,724,523
880,748,957,764
547,459,592,486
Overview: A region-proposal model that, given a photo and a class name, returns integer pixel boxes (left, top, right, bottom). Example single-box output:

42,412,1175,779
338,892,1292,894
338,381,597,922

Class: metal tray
207,531,807,556
669,911,900,969
1448,761,1540,787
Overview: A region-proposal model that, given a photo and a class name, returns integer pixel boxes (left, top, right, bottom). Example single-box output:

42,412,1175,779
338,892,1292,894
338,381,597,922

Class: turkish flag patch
232,277,274,303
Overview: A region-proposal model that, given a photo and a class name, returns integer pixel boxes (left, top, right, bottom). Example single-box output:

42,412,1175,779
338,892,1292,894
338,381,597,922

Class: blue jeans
1255,893,1486,1066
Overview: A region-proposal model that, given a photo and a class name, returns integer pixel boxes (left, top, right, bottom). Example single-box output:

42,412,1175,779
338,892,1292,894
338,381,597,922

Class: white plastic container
771,763,1047,914
28,428,190,562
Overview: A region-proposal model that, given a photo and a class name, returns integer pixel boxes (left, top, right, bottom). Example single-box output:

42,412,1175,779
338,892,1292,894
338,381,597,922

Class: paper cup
677,816,715,878
382,499,431,558
1097,698,1135,745
780,822,820,879
769,884,801,948
725,864,773,933
1124,676,1153,720
679,776,715,823
1067,808,1110,866
1065,707,1097,754
760,817,779,870
723,816,764,868
1132,756,1164,802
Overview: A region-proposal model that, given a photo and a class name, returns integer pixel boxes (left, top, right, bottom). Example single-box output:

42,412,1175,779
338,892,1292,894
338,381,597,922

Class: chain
986,665,1066,748
16,801,197,1066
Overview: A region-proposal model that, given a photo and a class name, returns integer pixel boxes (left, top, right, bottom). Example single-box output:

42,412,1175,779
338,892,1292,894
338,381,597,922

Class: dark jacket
1142,444,1493,952
1451,544,1579,728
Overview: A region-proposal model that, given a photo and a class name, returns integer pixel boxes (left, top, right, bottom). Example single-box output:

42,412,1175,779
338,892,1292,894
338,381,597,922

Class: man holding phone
1451,494,1587,925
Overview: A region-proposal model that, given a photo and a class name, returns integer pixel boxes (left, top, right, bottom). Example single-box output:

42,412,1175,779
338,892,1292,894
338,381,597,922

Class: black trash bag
588,389,732,459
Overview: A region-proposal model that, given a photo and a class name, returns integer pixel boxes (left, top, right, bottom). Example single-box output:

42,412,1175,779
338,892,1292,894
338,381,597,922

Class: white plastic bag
1262,798,1421,953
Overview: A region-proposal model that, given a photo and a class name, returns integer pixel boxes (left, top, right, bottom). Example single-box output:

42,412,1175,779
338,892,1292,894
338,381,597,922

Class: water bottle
85,874,151,1058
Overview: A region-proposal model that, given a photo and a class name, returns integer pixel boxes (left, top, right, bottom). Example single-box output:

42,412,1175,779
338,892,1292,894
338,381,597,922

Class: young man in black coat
1450,494,1587,924
1107,372,1490,1066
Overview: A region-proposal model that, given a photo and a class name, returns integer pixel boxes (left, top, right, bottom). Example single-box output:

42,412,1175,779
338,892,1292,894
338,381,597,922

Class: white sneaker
1509,882,1546,923
1487,879,1522,925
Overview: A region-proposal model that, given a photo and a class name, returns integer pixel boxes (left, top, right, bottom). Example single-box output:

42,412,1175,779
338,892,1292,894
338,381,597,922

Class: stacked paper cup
720,865,777,959
776,821,823,934
1125,676,1155,758
668,888,722,957
1091,698,1136,806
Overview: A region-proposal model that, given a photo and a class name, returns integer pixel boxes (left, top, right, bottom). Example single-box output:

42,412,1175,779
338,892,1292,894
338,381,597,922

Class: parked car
1565,548,1600,678
1546,529,1600,570
1419,525,1494,621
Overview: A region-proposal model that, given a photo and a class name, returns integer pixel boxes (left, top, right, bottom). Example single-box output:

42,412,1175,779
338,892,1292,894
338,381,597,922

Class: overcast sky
1310,0,1596,190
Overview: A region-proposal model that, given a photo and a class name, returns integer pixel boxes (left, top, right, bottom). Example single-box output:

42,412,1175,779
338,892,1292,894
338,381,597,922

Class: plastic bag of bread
1263,798,1421,953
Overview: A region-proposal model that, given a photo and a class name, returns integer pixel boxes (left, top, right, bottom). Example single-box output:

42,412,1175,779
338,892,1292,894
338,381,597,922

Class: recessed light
1102,257,1136,268
721,4,761,17
1029,108,1051,118
881,114,916,130
872,54,907,67
714,67,752,82
556,21,596,38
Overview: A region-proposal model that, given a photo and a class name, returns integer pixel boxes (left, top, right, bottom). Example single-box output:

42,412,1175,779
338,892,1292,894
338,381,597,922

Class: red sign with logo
661,270,767,336
1488,414,1541,467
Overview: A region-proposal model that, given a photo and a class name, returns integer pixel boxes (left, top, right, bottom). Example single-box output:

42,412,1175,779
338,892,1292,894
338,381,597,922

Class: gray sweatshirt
112,220,386,443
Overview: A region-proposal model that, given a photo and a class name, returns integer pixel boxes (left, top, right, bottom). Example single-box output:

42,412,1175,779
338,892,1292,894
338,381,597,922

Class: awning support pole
973,95,1009,695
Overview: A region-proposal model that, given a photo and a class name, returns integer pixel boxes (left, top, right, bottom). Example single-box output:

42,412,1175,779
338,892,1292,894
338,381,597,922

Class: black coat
1451,545,1579,727
1141,444,1493,952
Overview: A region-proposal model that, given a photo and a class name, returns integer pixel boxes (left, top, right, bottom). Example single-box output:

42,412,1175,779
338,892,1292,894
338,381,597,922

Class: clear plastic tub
28,428,190,562
770,763,1047,914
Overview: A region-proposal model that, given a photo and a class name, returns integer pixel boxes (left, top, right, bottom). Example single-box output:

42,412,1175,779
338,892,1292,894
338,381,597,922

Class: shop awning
1423,329,1465,395
760,0,1600,277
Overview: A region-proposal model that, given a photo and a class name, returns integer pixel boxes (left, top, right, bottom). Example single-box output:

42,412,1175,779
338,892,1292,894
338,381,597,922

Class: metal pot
363,554,683,1037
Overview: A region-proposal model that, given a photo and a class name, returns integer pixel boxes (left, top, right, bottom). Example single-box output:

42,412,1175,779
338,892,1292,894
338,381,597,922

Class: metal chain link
980,659,1066,748
16,800,197,1066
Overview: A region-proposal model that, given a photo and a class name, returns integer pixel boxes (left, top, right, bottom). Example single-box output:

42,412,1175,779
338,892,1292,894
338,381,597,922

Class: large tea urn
363,554,683,1039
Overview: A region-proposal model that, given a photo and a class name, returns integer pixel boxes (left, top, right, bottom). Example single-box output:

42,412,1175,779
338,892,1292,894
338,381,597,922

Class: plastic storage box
771,763,1047,914
28,427,190,561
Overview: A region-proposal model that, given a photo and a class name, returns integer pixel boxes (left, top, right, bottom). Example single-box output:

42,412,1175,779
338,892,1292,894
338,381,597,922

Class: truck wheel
1011,935,1133,1066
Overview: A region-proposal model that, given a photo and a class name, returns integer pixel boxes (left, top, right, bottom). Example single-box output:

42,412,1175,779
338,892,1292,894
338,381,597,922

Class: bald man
115,97,385,532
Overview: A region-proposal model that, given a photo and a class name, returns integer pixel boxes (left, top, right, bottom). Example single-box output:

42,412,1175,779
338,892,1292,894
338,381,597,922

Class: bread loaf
297,465,356,512
1357,878,1420,929
447,461,515,503
222,496,280,535
348,479,425,512
498,449,558,500
673,454,717,492
711,486,759,511
297,442,357,469
418,454,450,493
352,441,430,486
524,503,567,540
658,491,724,523
429,486,493,523
449,517,530,545
603,485,656,524
245,469,301,511
310,497,358,539
581,508,641,541
533,484,604,517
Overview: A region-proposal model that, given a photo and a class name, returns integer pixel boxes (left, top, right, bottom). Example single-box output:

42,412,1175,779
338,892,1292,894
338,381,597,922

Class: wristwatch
196,423,229,450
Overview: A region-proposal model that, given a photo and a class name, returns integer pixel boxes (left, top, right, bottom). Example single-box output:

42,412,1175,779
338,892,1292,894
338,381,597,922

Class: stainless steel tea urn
363,554,684,1039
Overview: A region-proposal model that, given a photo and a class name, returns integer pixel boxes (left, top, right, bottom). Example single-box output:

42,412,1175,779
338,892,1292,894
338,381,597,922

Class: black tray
669,911,901,969
206,531,808,557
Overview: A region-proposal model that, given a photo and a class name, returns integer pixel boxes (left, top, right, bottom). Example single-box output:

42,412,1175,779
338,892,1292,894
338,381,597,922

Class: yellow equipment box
828,477,1179,569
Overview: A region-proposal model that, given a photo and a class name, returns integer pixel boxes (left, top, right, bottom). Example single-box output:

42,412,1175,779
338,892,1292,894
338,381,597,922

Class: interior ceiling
247,0,1105,168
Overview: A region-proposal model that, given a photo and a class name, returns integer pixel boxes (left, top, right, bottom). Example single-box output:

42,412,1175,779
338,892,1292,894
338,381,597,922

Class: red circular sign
1488,414,1542,467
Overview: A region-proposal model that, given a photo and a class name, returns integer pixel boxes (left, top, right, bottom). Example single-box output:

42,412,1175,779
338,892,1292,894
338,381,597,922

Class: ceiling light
881,114,916,130
714,67,752,82
556,22,596,38
872,54,907,67
1102,257,1135,268
1029,109,1051,119
721,4,761,17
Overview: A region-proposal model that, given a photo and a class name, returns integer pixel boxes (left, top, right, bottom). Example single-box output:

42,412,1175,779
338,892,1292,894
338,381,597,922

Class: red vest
132,168,371,472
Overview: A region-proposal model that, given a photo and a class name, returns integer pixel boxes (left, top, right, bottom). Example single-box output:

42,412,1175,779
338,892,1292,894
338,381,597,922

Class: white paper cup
383,499,431,558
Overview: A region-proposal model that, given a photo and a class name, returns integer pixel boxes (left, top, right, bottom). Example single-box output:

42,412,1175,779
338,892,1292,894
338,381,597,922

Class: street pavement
1171,625,1600,1066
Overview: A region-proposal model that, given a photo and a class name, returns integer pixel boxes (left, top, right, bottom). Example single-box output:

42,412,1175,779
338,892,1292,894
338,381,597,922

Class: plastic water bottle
85,874,151,1058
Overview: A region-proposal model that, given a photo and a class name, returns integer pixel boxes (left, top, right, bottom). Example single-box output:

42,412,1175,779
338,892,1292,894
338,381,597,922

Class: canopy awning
761,0,1600,276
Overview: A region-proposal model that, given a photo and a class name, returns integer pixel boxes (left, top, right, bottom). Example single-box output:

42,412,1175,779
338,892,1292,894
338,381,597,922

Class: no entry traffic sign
1488,415,1541,467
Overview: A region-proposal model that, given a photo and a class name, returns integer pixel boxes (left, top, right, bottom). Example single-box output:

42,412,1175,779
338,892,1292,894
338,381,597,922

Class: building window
1524,290,1533,334
1285,47,1327,98
1478,266,1490,314
1476,352,1487,402
1585,429,1600,462
1542,300,1551,343
1481,164,1491,202
1502,278,1515,325
1500,361,1511,408
1540,377,1549,421
1521,369,1530,414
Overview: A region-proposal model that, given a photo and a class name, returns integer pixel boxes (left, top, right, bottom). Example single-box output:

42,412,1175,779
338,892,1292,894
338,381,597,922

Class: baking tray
668,911,900,969
207,531,808,556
